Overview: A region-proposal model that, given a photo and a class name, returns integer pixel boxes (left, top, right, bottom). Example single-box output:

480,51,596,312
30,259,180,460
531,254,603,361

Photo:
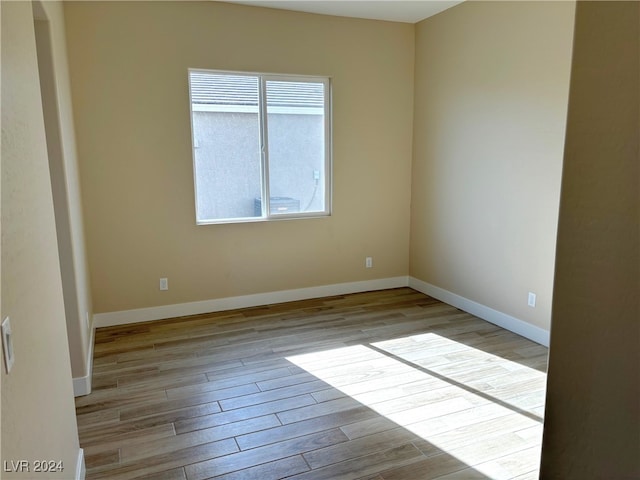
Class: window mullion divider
259,76,271,219
324,77,332,216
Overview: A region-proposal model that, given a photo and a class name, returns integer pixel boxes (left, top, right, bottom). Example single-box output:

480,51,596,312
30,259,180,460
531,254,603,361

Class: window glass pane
190,72,262,222
266,80,326,215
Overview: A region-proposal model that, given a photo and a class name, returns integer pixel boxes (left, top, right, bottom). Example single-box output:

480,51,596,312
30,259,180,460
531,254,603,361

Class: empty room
1,1,638,480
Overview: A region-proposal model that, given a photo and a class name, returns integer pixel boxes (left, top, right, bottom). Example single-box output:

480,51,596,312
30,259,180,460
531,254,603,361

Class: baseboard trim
94,277,410,328
92,276,549,345
409,277,550,347
75,448,85,480
72,326,94,397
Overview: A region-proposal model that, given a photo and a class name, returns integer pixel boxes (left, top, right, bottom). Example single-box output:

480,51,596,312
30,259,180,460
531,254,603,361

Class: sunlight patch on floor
287,333,546,479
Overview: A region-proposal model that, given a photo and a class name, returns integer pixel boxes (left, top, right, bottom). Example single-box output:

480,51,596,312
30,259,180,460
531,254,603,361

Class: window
188,69,332,224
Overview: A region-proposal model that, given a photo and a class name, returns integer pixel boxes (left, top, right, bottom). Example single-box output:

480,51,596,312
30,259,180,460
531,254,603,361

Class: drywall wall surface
35,0,93,384
1,1,81,477
541,1,639,477
410,1,575,331
64,1,414,314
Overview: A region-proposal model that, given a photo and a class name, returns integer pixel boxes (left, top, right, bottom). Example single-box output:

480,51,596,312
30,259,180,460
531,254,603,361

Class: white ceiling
221,1,465,24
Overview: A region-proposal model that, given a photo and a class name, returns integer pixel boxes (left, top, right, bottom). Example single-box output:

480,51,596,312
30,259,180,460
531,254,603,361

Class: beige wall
63,1,415,314
410,1,575,331
541,1,640,476
1,1,81,477
35,0,93,384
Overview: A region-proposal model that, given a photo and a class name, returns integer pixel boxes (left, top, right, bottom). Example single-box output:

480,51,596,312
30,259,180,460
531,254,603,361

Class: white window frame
188,69,332,225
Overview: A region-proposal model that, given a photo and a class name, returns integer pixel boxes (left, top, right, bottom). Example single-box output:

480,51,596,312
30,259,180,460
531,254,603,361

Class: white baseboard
409,277,549,347
94,277,410,328
91,276,549,346
75,448,85,480
72,326,94,397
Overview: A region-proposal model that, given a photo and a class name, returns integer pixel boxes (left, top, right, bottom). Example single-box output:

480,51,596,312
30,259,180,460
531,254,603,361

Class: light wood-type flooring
76,288,548,480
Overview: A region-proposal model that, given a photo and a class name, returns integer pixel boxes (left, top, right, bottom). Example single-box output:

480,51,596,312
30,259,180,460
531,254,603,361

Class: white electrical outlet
2,317,15,374
365,257,373,268
160,278,169,291
528,292,537,307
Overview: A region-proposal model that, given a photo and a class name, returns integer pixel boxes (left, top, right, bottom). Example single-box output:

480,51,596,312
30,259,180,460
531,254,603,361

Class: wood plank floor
76,288,548,480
